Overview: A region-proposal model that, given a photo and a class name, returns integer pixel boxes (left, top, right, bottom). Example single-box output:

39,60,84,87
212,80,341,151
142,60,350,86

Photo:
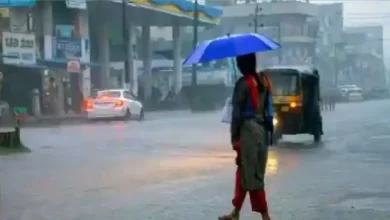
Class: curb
18,110,217,128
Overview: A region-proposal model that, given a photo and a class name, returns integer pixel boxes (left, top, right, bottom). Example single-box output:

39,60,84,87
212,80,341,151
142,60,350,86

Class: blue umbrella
183,33,280,65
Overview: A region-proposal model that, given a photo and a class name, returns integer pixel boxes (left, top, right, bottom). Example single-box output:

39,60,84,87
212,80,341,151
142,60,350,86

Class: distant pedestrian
330,94,335,111
324,95,331,111
47,77,58,115
321,96,328,111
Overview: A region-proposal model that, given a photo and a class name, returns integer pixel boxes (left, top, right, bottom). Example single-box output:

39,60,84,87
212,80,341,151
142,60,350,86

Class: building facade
316,3,344,86
343,26,386,89
221,0,319,68
0,0,223,116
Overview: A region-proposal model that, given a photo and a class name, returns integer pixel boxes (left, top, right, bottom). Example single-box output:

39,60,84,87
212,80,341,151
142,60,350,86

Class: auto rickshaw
261,65,323,144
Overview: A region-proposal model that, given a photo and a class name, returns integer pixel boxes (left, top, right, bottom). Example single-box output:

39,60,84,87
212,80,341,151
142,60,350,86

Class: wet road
2,100,390,220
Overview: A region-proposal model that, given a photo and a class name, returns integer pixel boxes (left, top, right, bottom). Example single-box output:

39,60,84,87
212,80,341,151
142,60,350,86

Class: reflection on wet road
2,100,390,219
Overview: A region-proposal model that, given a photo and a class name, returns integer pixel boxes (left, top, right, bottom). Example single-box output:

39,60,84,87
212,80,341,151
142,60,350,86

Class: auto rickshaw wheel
314,133,322,143
313,114,323,143
313,124,322,143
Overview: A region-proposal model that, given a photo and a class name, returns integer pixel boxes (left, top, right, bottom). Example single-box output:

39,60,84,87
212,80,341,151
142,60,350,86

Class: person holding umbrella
183,33,279,220
217,53,272,220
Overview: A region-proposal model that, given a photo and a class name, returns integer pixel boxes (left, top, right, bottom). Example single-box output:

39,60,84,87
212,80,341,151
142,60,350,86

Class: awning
0,53,18,58
0,59,101,70
154,50,173,60
37,59,101,70
2,63,48,69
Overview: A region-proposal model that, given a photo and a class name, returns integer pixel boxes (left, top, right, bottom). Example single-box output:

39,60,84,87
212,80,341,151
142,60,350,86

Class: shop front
40,32,93,114
0,31,44,116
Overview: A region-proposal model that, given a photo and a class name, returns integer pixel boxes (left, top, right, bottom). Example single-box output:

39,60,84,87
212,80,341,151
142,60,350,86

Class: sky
312,0,390,66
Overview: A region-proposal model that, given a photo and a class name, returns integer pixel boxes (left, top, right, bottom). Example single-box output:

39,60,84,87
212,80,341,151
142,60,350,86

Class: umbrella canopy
183,33,280,65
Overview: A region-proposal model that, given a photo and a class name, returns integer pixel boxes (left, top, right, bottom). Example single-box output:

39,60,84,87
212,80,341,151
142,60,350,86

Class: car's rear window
96,91,121,98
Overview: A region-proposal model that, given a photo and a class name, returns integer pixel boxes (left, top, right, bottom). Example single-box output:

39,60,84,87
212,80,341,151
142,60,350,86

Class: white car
339,85,364,102
86,89,144,121
347,88,364,102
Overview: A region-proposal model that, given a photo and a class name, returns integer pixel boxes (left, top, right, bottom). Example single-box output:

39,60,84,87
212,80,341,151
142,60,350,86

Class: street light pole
252,3,282,64
333,42,343,86
253,3,262,33
191,0,199,89
122,0,130,87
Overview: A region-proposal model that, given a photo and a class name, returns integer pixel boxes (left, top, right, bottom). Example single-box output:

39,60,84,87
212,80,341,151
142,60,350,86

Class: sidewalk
21,113,87,127
19,109,207,127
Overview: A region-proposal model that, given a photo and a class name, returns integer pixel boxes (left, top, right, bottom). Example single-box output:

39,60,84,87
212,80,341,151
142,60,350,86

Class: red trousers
232,168,268,214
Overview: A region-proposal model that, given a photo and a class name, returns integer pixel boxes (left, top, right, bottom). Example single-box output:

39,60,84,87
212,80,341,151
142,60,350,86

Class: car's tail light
114,100,124,107
83,99,94,111
86,100,94,111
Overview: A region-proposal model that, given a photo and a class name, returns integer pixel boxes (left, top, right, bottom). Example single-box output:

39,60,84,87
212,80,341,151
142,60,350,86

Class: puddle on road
143,152,234,180
144,150,291,180
21,149,298,201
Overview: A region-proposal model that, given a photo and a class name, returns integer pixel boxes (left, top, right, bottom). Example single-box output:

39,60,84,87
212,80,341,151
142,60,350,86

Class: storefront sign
0,8,9,18
2,32,36,65
53,38,82,59
55,25,75,38
0,0,36,7
9,8,30,33
65,0,86,9
67,57,81,73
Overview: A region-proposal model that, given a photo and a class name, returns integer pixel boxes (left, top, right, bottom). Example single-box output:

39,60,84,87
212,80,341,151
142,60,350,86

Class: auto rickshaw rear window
266,71,299,96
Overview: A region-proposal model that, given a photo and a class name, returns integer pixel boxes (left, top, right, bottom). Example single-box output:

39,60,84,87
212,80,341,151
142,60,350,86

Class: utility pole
191,0,199,90
122,0,130,87
251,3,282,64
252,3,262,33
334,45,338,86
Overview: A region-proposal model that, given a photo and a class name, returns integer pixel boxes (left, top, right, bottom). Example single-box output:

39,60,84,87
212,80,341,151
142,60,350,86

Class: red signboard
67,57,80,73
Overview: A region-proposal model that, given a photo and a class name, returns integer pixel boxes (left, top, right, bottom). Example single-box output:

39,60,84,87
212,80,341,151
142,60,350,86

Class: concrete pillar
54,71,65,116
98,16,110,89
42,2,64,116
172,24,182,94
77,10,91,98
75,10,89,40
128,23,138,96
142,25,152,100
42,1,53,34
43,1,53,60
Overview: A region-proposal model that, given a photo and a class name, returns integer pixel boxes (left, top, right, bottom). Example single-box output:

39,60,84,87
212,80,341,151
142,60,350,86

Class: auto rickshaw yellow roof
262,65,318,77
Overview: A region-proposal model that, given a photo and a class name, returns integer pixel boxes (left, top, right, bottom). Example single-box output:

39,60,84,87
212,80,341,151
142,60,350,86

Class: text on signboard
4,37,35,49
